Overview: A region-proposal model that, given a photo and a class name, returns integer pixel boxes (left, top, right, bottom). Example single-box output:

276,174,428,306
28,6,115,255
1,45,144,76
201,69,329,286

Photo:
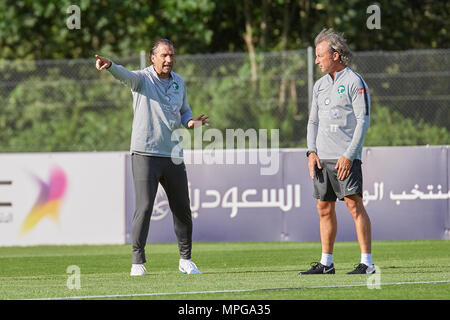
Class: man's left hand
335,156,352,180
188,114,209,129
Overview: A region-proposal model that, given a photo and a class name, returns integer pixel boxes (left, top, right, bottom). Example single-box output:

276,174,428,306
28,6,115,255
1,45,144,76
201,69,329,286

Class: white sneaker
179,259,202,274
130,263,147,276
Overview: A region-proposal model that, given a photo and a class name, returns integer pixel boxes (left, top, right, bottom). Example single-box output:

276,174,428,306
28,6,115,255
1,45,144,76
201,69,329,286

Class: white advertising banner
0,152,126,246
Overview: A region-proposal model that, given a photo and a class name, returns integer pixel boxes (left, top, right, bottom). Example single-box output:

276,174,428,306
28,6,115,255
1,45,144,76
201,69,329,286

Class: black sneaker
347,263,375,274
299,262,335,275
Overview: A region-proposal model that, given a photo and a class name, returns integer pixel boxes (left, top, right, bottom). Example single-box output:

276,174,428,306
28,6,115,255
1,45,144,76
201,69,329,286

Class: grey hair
314,28,353,65
150,38,175,56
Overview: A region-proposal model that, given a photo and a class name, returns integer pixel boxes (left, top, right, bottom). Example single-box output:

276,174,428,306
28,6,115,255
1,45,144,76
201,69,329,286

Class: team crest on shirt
337,85,345,95
172,81,179,90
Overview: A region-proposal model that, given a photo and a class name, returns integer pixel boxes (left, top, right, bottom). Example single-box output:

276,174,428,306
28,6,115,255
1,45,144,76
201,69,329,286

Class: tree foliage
0,1,448,152
0,0,448,60
0,0,216,59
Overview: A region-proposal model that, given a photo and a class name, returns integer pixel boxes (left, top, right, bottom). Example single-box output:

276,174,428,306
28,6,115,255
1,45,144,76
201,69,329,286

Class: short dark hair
150,39,175,56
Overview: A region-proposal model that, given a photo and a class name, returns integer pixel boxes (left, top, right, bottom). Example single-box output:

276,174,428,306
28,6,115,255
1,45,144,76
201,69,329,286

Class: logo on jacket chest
337,85,345,95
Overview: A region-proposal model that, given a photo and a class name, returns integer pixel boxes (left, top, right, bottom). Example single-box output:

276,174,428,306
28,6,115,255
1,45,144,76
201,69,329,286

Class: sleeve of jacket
179,78,193,128
306,82,320,153
107,61,144,92
343,76,371,161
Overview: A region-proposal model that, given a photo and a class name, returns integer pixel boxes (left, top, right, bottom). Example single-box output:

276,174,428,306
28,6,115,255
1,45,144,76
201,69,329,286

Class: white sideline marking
27,280,450,300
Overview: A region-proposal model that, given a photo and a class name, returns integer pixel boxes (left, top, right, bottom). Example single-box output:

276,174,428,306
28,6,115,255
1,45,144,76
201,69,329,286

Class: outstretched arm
95,54,143,91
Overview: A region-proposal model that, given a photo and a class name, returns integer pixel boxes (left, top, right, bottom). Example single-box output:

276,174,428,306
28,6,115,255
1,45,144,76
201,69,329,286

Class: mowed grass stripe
0,240,449,299
28,280,450,300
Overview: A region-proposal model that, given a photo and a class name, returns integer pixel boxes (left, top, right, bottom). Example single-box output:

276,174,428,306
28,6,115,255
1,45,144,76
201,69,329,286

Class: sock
361,253,373,267
320,253,333,267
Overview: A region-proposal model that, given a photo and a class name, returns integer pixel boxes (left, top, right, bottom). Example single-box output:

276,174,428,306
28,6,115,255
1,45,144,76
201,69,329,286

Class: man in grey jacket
96,39,207,276
300,29,375,275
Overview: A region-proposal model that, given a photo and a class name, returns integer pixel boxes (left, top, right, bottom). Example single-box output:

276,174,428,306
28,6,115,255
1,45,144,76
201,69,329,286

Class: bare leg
317,200,337,254
344,194,372,253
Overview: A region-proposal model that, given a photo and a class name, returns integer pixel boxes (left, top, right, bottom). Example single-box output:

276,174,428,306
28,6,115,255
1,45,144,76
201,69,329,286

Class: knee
316,202,334,219
135,199,154,215
346,201,358,216
345,197,368,220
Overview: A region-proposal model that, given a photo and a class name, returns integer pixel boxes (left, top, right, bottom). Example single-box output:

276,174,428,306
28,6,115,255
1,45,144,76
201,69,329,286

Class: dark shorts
313,159,363,202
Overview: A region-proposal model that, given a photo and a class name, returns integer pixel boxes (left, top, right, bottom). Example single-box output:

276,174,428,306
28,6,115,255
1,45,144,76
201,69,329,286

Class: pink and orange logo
20,165,68,235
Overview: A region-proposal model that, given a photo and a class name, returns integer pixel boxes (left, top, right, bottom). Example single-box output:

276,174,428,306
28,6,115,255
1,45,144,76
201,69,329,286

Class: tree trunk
243,0,258,82
278,0,293,109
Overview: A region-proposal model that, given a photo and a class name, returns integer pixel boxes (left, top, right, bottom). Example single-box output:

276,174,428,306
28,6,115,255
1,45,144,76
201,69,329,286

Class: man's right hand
95,55,112,70
307,152,322,179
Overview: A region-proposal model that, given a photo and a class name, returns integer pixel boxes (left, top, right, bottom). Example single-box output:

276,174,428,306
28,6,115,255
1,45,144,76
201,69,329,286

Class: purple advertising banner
125,146,449,243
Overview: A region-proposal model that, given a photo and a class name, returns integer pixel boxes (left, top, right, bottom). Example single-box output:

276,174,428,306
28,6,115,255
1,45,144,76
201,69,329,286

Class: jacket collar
149,64,174,80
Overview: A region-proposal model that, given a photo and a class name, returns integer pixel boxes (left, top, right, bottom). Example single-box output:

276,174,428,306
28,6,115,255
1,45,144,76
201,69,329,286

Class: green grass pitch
0,240,448,300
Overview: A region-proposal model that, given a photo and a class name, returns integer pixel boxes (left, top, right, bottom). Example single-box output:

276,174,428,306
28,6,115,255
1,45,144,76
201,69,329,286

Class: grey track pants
131,153,192,264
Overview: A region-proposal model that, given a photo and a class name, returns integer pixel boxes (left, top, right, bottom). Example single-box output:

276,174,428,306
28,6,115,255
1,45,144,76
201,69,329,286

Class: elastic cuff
343,152,355,161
